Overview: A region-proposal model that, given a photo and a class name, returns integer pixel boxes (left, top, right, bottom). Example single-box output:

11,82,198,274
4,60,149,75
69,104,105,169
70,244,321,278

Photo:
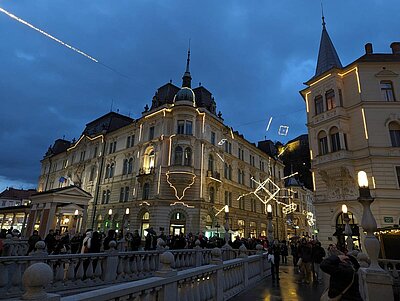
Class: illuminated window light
372,176,376,189
200,143,204,198
361,108,369,140
309,73,332,86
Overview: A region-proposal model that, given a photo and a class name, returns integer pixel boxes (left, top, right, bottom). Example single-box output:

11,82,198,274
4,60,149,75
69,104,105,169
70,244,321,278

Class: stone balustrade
1,237,29,257
49,249,270,301
0,240,261,300
379,259,400,300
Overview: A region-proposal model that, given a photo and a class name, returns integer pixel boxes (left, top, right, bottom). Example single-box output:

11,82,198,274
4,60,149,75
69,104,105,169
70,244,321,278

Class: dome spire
315,10,342,77
182,40,192,88
321,1,326,29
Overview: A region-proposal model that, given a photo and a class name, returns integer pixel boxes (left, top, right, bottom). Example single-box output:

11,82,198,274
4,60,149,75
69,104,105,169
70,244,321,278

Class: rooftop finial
182,39,192,88
186,39,191,73
321,1,326,28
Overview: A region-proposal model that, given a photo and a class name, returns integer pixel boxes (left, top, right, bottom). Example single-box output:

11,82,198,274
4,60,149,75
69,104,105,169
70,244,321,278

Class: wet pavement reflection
230,261,327,301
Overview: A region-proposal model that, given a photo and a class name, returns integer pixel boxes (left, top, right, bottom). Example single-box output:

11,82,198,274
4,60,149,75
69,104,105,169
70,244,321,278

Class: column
21,212,29,238
81,205,88,233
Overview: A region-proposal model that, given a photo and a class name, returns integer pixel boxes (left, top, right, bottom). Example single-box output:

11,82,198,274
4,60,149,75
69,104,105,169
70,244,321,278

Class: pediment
375,69,398,77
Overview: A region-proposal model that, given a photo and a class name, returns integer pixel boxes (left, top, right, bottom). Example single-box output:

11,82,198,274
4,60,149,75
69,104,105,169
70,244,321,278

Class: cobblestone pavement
230,262,328,301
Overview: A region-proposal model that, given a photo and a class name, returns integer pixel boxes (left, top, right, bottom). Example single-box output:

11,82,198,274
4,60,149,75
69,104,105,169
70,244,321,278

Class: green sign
384,217,393,223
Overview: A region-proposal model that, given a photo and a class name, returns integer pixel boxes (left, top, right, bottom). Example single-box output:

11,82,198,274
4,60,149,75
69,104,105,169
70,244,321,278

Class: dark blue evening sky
0,0,399,191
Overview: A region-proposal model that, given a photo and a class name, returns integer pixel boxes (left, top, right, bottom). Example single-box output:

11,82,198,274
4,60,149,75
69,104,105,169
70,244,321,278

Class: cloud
15,50,36,61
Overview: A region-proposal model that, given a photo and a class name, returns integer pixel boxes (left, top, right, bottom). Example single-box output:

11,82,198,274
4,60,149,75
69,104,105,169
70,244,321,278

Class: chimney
390,42,400,54
365,43,373,54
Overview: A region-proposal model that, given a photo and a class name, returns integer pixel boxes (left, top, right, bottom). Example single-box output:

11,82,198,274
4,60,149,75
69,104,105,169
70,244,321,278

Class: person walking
312,241,326,284
81,231,92,254
298,238,313,284
44,229,57,254
90,231,102,253
269,240,281,283
320,254,362,300
27,230,42,254
280,240,288,264
103,229,116,251
131,230,141,251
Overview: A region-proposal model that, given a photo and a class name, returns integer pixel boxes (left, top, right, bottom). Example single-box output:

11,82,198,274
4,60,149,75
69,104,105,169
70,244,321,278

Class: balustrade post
194,240,202,267
256,244,264,278
102,240,119,282
154,251,177,301
20,262,60,301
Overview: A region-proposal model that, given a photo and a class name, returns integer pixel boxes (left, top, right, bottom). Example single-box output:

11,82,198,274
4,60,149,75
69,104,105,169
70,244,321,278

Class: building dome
174,87,196,105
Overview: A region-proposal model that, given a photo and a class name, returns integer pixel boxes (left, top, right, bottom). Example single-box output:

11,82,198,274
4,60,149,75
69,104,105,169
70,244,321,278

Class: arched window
315,95,324,115
110,163,115,177
143,183,150,200
389,122,400,147
170,211,186,236
209,187,215,203
335,211,360,252
141,211,150,239
224,163,228,178
106,189,111,204
143,147,155,173
380,80,396,101
330,127,341,152
208,155,214,171
122,159,128,175
184,147,192,166
89,165,96,181
174,146,183,165
128,158,134,174
318,131,328,155
105,164,110,179
326,89,336,110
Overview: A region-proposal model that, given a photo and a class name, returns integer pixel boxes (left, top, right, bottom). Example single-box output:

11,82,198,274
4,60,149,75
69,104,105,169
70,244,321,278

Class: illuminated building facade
300,17,400,249
36,51,286,240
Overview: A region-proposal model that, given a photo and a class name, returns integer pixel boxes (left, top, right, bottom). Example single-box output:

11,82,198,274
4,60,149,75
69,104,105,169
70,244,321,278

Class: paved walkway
231,262,327,301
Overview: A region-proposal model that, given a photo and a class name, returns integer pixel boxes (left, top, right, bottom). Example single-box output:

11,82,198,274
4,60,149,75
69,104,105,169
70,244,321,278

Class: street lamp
223,205,230,246
357,171,382,270
342,204,353,251
267,204,274,243
108,209,113,229
124,208,130,232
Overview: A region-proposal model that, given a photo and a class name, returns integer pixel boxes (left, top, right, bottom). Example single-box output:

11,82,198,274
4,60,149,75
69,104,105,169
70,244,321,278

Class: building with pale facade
300,17,400,251
35,51,287,241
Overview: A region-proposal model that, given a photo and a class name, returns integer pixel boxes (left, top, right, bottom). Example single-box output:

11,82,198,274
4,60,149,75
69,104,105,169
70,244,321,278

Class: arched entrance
169,211,186,236
140,211,150,239
335,211,361,251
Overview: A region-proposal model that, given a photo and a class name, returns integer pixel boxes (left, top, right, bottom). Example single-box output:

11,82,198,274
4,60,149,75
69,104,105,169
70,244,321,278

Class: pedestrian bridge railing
379,259,400,301
20,248,270,301
0,241,260,300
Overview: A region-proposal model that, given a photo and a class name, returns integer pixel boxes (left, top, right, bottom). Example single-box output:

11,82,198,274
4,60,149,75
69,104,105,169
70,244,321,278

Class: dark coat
312,245,326,264
320,255,362,301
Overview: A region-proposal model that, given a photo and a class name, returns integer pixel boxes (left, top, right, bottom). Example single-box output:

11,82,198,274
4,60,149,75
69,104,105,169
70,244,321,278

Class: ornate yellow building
300,17,400,249
37,51,286,240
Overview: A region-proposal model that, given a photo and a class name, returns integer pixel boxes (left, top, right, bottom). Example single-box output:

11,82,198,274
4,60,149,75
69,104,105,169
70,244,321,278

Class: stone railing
379,259,400,301
1,237,29,257
0,240,261,299
18,247,270,301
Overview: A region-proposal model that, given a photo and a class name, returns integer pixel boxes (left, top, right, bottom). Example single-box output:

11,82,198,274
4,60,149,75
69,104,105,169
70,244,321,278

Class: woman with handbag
320,254,362,300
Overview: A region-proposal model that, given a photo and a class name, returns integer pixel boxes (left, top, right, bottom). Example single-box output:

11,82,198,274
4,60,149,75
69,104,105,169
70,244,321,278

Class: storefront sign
384,216,393,223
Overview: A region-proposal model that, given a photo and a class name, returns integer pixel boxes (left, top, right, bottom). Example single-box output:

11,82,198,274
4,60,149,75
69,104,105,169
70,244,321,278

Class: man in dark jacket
312,241,326,283
44,229,57,254
298,239,313,284
27,230,42,254
320,254,362,300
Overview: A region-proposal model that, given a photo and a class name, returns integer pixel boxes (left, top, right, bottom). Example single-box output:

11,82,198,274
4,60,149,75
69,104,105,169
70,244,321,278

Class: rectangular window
239,198,245,210
149,126,155,140
80,151,85,162
120,187,124,202
225,191,229,206
93,146,98,158
126,135,135,148
390,129,400,147
396,166,400,188
185,121,193,135
229,192,232,206
109,141,117,154
315,95,324,115
381,81,396,102
177,120,185,134
331,132,341,152
338,89,343,106
326,89,336,110
211,132,216,145
319,137,328,155
124,186,130,202
344,134,348,150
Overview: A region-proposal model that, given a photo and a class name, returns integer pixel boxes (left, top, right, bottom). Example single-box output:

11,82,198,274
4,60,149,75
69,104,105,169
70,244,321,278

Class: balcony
136,167,155,184
207,170,221,180
313,150,352,166
311,107,348,125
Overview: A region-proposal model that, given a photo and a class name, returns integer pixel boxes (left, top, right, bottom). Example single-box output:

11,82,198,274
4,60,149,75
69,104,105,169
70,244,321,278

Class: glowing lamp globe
357,171,368,188
125,208,130,215
108,209,113,215
267,204,272,213
224,205,229,213
342,204,348,214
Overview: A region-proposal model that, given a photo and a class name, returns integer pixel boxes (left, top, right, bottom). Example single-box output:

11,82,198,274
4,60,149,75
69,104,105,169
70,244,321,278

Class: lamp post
341,204,353,251
357,171,381,271
74,209,80,233
223,205,230,246
124,208,130,232
108,209,113,230
267,204,274,244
